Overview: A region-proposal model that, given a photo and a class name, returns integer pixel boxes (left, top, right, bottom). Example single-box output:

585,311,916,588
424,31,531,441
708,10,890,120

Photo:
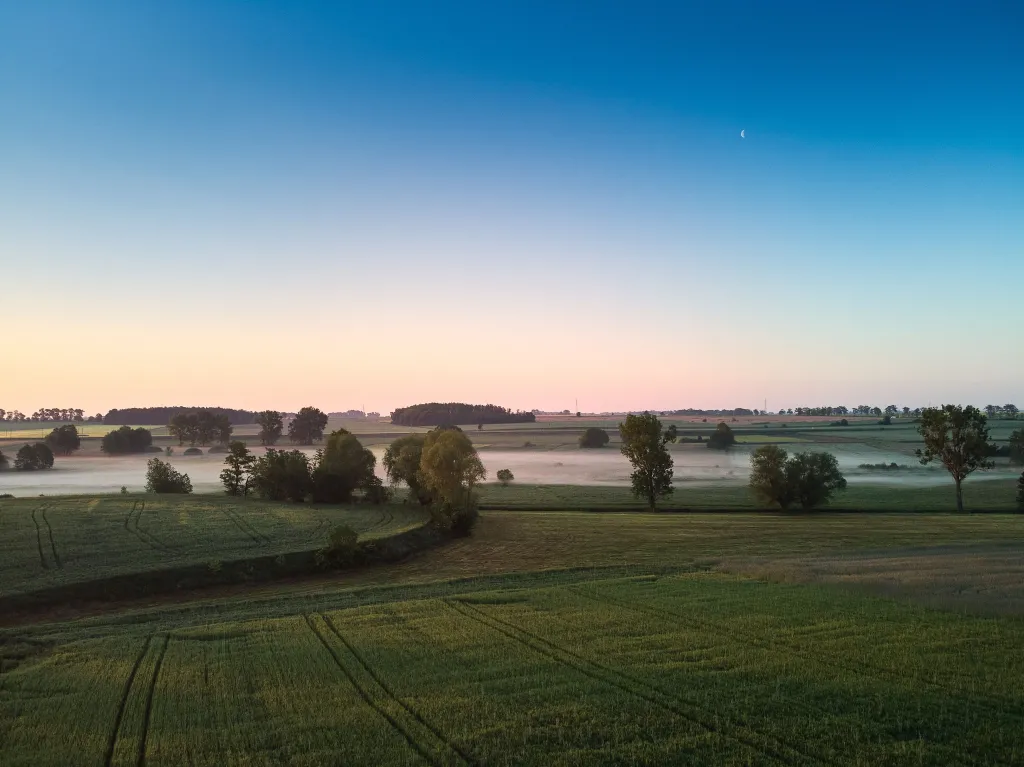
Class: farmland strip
40,508,62,568
136,634,169,767
303,615,439,766
322,614,476,765
445,598,817,766
30,507,49,570
570,584,1024,724
104,635,153,767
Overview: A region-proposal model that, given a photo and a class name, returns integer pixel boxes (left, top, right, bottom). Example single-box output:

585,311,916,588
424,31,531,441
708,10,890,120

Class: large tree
45,424,81,456
618,413,677,510
288,407,329,445
255,410,284,446
220,441,255,496
311,431,377,503
749,445,792,508
578,427,610,448
382,434,431,504
101,426,153,454
419,428,485,532
14,443,55,471
1009,429,1024,466
250,450,313,502
749,446,847,510
706,422,736,450
916,405,994,513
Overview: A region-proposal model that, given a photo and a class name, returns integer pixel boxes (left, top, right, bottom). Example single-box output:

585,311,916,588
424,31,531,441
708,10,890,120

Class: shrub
749,446,847,510
318,525,361,567
101,426,153,455
250,449,312,502
706,422,736,450
879,415,892,426
361,476,392,504
496,468,514,486
578,427,610,449
14,443,54,471
0,449,7,471
183,447,203,456
145,458,193,494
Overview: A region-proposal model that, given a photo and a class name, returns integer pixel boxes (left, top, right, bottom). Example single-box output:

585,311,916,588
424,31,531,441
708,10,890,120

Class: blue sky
1,2,1021,413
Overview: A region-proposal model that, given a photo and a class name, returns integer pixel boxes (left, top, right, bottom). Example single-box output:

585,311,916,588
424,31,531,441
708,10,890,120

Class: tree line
390,403,535,427
0,408,102,423
105,406,258,425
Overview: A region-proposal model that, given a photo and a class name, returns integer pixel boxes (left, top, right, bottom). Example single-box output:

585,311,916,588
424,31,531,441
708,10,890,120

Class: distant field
0,496,426,598
4,507,1024,765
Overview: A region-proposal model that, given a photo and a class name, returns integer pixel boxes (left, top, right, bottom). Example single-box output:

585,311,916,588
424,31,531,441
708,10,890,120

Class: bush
706,422,736,450
879,415,892,426
317,525,361,567
749,446,847,510
0,493,14,499
207,445,229,454
361,476,392,504
101,426,153,455
578,427,610,449
14,443,54,471
183,447,204,456
144,458,193,494
496,468,514,486
0,449,7,471
430,496,479,536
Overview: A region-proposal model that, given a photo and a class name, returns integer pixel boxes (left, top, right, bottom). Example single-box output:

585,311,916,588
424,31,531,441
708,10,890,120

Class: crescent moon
740,130,745,138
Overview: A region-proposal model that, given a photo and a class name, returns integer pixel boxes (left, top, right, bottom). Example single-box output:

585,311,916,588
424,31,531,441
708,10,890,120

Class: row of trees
390,403,535,427
105,407,257,425
0,408,102,423
168,410,233,446
787,404,1019,418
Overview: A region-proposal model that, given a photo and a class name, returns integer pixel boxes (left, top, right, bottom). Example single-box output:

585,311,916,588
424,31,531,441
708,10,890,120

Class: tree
168,412,198,446
220,441,255,496
0,449,7,470
1018,470,1024,512
14,443,55,471
916,405,995,514
45,424,81,456
749,446,847,510
255,410,284,446
578,427,610,448
985,405,998,418
215,414,233,445
1010,429,1024,466
382,434,432,504
1005,404,1019,417
311,431,377,503
289,407,329,445
884,405,899,416
785,452,847,509
145,458,193,494
419,428,485,533
496,468,514,486
706,422,736,450
101,426,153,454
250,449,313,502
618,413,677,510
749,445,792,508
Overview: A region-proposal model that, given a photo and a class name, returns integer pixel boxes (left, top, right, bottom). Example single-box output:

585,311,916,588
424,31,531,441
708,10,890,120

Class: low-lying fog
1,443,1017,497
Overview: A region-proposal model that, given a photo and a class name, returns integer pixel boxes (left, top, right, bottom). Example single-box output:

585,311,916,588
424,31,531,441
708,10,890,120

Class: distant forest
104,407,257,425
391,403,536,427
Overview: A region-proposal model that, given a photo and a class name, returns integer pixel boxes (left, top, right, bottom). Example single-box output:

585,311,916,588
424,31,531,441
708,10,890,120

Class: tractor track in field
568,584,1024,732
445,598,823,767
123,501,175,554
137,634,170,767
223,507,271,546
367,511,395,532
104,635,153,767
304,614,463,767
321,614,476,766
40,508,62,568
30,507,49,570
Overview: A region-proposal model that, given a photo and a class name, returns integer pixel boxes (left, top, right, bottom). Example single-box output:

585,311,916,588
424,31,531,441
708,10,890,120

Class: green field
2,498,1024,764
0,497,426,598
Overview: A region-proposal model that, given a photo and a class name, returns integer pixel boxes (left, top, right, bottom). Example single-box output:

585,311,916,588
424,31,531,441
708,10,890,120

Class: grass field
0,496,426,598
2,508,1024,765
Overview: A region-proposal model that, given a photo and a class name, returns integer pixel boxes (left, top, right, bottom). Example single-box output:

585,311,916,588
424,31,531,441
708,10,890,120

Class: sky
1,1,1022,415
